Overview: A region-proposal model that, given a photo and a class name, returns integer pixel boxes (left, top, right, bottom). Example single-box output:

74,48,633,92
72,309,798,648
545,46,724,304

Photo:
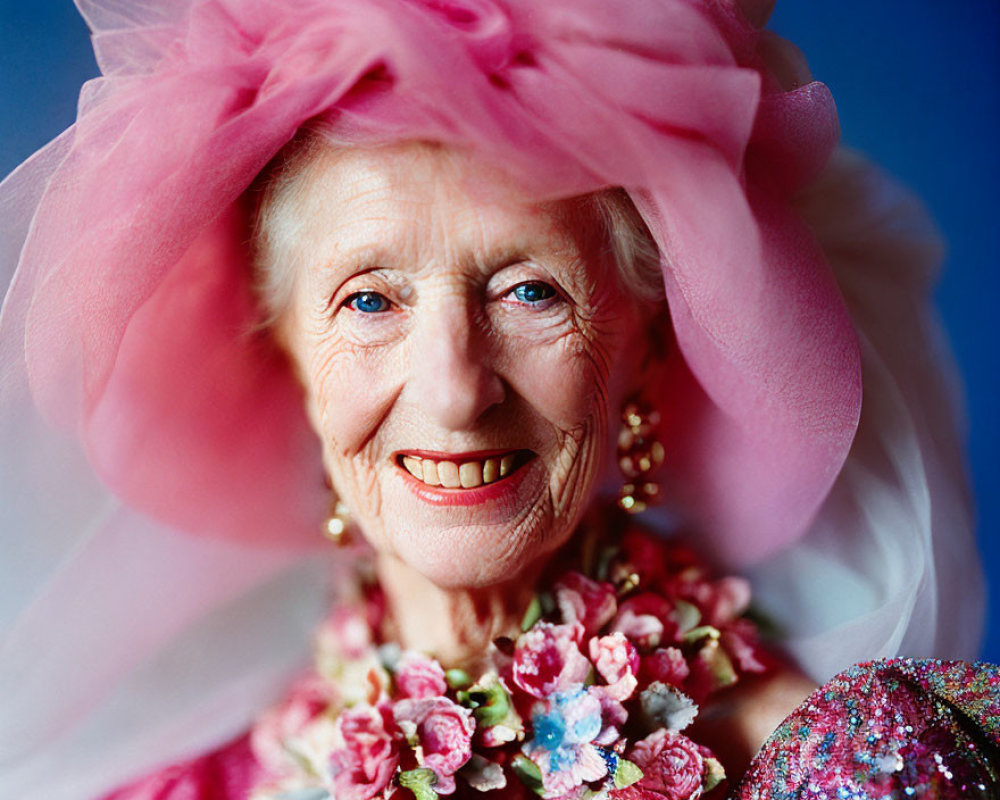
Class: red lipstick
394,449,533,507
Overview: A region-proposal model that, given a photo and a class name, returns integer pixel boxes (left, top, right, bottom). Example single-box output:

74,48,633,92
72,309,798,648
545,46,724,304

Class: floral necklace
250,517,768,800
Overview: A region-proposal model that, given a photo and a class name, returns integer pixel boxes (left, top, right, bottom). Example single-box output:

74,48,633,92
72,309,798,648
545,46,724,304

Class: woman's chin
349,454,595,589
360,459,551,586
384,523,543,590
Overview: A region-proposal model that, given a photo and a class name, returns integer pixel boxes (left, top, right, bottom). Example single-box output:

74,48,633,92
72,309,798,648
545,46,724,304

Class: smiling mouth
396,450,533,489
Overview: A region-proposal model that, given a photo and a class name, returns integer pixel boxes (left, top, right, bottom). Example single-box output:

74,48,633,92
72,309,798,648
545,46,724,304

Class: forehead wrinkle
293,144,607,298
339,146,555,260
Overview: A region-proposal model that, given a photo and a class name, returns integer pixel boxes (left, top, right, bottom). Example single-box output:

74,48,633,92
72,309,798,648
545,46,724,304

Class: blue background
2,3,998,660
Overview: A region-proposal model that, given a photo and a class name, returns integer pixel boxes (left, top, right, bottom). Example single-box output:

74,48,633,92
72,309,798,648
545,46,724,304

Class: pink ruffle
7,0,859,561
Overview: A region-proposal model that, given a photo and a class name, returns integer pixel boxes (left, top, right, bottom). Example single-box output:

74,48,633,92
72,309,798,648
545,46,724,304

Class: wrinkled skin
276,142,655,593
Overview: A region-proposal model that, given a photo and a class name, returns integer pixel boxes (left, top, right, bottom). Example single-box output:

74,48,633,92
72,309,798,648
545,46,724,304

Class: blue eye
345,291,391,313
511,282,557,304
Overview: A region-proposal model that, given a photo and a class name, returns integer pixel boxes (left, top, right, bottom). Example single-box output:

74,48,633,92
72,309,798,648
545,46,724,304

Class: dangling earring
617,400,664,514
323,499,352,545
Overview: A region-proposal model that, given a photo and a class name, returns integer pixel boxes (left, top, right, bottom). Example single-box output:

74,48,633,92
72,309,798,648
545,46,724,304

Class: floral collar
250,519,767,800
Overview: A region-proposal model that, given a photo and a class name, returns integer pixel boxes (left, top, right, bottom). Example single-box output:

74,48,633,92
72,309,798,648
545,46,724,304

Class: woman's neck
375,552,541,668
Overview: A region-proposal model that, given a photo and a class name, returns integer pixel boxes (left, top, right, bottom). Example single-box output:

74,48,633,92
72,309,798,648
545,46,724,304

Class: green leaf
456,689,479,708
285,744,321,777
672,601,702,636
681,625,720,644
477,688,511,727
445,668,472,690
613,758,644,789
594,545,618,582
521,595,543,631
458,674,516,729
702,756,726,793
695,639,737,690
398,768,439,800
511,755,545,796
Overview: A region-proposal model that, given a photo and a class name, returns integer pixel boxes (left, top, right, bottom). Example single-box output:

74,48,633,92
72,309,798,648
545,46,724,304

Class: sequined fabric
736,659,1000,799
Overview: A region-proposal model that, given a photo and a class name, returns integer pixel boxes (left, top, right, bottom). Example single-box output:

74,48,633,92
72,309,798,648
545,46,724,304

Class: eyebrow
468,245,533,273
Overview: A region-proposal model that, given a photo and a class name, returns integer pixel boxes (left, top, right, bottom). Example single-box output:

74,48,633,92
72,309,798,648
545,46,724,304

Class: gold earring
323,499,352,545
617,400,664,514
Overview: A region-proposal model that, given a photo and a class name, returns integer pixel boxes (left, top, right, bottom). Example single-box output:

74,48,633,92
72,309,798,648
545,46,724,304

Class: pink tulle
100,733,265,799
6,0,859,561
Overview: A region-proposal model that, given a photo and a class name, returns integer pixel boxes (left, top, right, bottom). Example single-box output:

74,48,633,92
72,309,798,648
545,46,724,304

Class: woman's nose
406,309,505,430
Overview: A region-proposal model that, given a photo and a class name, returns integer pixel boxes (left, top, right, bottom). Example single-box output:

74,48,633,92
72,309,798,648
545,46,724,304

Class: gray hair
586,188,664,303
250,134,664,326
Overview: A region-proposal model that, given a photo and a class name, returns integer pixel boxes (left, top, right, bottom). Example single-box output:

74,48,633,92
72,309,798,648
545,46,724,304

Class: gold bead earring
322,499,352,545
617,400,665,514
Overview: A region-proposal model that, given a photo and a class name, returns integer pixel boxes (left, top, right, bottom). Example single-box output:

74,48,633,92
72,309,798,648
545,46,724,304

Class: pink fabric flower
589,633,639,701
624,729,706,800
395,652,448,699
618,533,688,590
393,697,475,794
327,605,375,660
593,689,628,746
721,620,767,674
640,647,691,688
512,622,591,699
329,705,400,800
703,577,752,625
612,594,678,650
251,675,334,775
554,573,617,637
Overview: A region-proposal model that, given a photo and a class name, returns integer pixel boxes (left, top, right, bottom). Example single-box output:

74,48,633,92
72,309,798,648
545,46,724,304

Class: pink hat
8,0,857,564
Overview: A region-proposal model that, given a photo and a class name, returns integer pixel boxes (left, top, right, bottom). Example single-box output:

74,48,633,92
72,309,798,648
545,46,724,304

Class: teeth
402,456,423,478
437,460,461,488
401,453,520,489
422,459,441,486
459,462,483,488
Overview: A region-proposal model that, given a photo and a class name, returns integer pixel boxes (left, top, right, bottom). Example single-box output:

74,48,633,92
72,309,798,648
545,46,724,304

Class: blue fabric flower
525,686,609,796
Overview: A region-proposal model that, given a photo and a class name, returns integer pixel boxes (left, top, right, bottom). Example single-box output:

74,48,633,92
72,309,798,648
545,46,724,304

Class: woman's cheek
516,329,615,432
550,417,602,517
520,332,615,512
307,334,390,450
312,355,392,539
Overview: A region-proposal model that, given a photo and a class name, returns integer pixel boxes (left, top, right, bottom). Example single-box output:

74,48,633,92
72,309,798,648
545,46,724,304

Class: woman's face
276,142,654,588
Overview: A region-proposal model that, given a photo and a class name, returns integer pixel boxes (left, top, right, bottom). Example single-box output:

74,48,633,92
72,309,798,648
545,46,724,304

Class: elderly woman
0,1,994,798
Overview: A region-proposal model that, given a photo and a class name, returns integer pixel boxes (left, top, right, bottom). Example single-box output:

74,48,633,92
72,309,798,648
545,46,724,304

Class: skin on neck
375,549,544,668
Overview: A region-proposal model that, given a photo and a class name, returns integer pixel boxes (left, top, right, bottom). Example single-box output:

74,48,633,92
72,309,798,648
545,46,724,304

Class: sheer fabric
751,150,982,679
0,1,981,796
